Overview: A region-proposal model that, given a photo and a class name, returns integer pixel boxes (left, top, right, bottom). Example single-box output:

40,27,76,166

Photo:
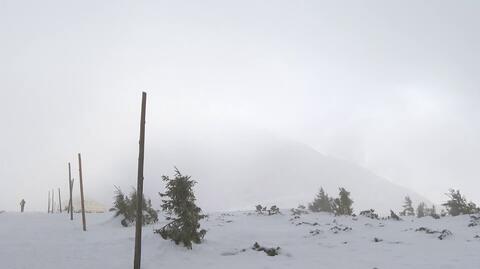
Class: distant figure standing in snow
20,199,26,213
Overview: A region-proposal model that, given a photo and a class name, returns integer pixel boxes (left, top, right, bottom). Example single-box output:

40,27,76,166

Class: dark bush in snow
360,209,379,220
309,229,323,236
111,186,158,227
438,230,452,240
330,223,352,234
252,242,281,256
291,205,309,216
255,204,281,215
390,210,402,221
468,215,480,227
415,227,453,240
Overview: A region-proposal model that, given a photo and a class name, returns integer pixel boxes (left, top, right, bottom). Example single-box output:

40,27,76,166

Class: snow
1,211,479,269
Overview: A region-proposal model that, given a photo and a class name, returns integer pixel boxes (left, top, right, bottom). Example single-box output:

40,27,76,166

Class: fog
1,0,479,212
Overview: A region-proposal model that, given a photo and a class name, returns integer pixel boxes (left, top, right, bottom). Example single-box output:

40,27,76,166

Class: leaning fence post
78,153,87,231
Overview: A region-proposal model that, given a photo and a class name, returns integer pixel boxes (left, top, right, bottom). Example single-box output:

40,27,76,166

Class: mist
1,0,479,212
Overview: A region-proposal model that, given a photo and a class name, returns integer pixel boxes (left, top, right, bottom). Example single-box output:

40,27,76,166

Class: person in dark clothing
20,199,26,213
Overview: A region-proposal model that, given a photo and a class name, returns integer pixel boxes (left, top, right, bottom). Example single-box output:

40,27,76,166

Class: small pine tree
430,204,437,216
417,202,426,218
425,204,440,219
111,186,158,227
401,196,415,216
155,168,206,249
333,187,354,215
442,189,479,216
309,187,333,213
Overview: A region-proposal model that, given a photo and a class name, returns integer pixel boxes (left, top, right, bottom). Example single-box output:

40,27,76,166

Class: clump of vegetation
309,187,354,216
330,223,352,234
255,205,280,215
252,242,281,256
111,186,158,227
389,210,402,221
417,202,426,218
309,187,334,213
400,196,415,216
332,187,354,216
425,204,440,219
415,227,452,240
360,209,379,220
442,189,479,216
291,205,309,216
469,215,480,227
154,168,206,249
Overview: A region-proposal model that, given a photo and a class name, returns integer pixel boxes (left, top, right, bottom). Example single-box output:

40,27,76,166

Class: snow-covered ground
1,210,479,269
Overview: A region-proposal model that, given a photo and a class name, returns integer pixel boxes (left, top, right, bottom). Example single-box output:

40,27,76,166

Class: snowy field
1,210,479,269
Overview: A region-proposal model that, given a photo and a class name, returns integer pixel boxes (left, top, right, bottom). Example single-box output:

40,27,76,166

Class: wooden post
68,163,74,220
48,191,51,213
52,188,55,213
58,188,62,213
78,153,87,231
133,92,147,269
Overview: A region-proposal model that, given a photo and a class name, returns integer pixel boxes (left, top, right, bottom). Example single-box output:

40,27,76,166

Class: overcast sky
1,0,479,211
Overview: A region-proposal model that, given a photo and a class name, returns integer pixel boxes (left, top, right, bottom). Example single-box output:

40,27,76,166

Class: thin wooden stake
52,188,55,213
133,92,147,269
48,190,51,213
78,153,87,231
68,163,74,220
58,188,62,213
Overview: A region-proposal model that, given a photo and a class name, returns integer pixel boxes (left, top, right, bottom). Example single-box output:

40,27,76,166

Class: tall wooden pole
58,188,62,213
68,163,74,220
78,153,87,231
48,191,51,213
133,92,147,269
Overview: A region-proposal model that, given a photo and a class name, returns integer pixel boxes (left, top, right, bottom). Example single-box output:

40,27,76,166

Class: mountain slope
111,127,429,214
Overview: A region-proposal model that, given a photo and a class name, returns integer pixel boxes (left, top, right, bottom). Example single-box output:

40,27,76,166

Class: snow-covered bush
415,227,453,240
255,204,280,215
389,210,402,221
291,205,309,216
330,225,352,234
469,215,480,227
155,168,206,249
111,186,158,227
359,209,379,220
252,242,280,256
